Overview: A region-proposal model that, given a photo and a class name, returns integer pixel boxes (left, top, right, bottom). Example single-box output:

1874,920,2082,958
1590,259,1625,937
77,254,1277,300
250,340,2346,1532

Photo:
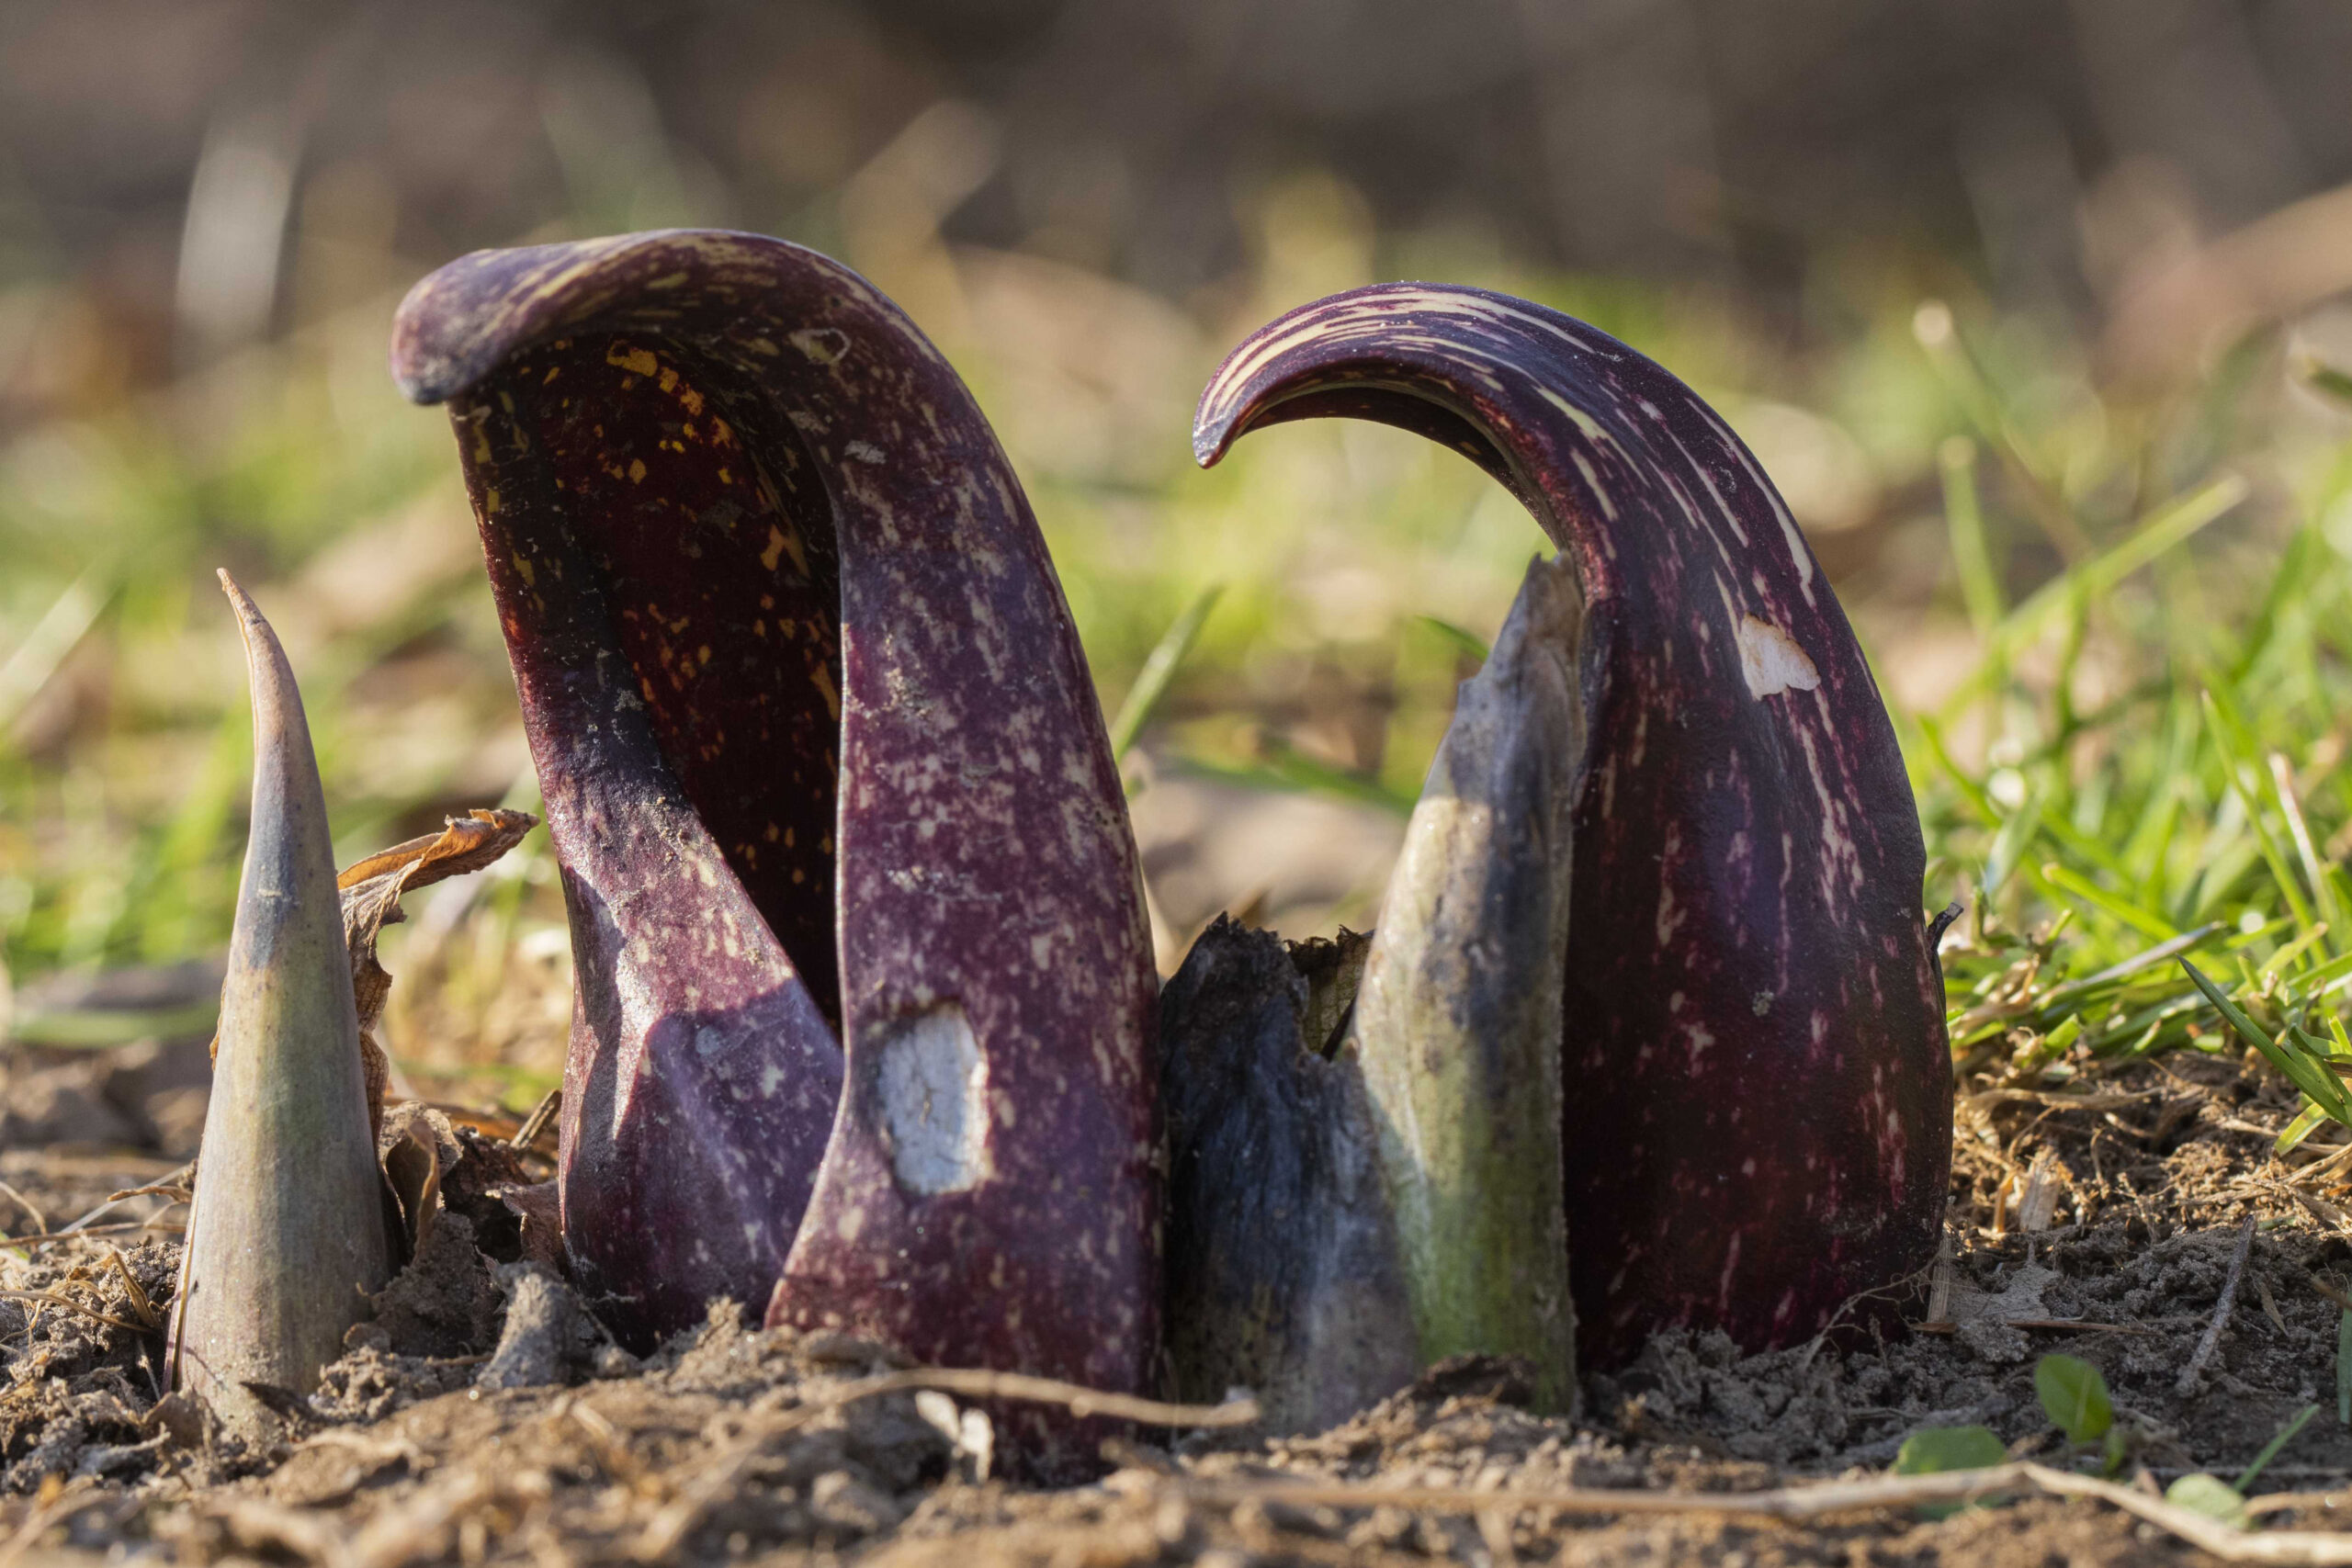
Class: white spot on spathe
1735,615,1821,700
873,1004,991,1195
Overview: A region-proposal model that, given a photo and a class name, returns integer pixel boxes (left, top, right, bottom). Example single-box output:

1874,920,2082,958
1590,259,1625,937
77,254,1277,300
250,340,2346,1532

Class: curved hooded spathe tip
171,574,391,1434
388,229,923,408
1192,283,1951,1366
395,230,1159,1469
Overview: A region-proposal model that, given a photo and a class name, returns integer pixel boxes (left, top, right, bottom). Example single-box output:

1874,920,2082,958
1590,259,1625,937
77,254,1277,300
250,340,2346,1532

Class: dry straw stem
633,1371,1261,1562
2179,1212,2260,1395
0,1222,181,1250
1171,1464,2352,1564
168,573,392,1437
185,1454,2352,1568
0,1479,98,1568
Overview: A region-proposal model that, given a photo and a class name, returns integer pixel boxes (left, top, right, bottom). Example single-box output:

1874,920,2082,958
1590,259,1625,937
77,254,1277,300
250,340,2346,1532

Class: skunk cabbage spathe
1194,285,1951,1367
390,232,1160,1425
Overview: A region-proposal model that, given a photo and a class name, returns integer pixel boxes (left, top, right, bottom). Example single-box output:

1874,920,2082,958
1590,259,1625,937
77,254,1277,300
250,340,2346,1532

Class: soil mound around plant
6,1044,2352,1562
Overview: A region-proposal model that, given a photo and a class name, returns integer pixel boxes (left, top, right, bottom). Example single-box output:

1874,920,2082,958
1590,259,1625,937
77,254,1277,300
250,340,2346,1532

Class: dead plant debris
12,1031,2352,1562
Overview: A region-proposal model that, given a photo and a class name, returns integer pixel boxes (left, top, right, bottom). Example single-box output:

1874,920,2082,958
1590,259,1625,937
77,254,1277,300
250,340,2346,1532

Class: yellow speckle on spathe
658,367,677,393
483,487,502,514
696,644,713,666
628,458,648,483
718,468,732,484
605,344,660,378
760,524,808,576
835,1206,865,1242
510,551,536,587
542,367,561,384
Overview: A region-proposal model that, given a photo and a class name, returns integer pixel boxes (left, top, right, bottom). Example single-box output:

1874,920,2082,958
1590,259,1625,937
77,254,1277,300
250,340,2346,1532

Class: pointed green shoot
1348,555,1580,1409
168,573,392,1437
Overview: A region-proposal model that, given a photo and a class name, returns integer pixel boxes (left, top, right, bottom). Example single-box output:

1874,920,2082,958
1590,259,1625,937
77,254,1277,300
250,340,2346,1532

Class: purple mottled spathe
1195,284,1951,1367
390,232,1160,1445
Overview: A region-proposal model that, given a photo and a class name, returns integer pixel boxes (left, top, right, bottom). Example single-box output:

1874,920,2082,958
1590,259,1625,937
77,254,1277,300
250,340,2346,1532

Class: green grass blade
2181,958,2352,1120
2269,751,2347,948
2278,1100,2333,1155
2036,863,2178,942
1106,582,1223,761
2202,689,2319,937
1414,614,1490,663
1939,436,2004,636
2338,1309,2351,1427
1939,476,2249,718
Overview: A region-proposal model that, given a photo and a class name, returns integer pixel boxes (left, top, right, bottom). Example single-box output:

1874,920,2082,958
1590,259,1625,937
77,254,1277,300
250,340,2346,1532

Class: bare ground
8,1029,2352,1565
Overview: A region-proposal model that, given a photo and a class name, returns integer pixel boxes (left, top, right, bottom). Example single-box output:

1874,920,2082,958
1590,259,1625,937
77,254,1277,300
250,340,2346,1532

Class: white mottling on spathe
1707,405,1816,605
1735,616,1820,700
1570,451,1616,519
1538,387,1619,452
1686,456,1747,546
874,1004,991,1195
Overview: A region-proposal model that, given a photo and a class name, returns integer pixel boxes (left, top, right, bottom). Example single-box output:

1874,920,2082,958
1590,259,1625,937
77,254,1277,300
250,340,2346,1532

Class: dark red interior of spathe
503,333,845,1025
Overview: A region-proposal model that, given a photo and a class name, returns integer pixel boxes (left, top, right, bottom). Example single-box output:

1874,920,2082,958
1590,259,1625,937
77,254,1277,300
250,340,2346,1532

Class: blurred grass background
3,1,2352,1118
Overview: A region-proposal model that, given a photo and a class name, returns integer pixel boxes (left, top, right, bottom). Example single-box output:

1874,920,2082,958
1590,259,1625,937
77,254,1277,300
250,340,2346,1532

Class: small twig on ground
841,1368,1259,1428
2258,1179,2352,1231
100,1182,193,1206
2311,1274,2352,1313
2295,1141,2352,1189
1170,1463,2352,1565
630,1369,1260,1561
0,1180,51,1237
508,1088,561,1152
1913,1319,2162,1337
104,1247,161,1330
2180,1213,2259,1395
0,1288,153,1334
2252,1491,2352,1518
0,1222,186,1249
0,1479,97,1568
69,1162,195,1233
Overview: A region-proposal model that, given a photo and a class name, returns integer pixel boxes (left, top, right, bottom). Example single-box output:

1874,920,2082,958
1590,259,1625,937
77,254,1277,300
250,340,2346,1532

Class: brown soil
7,1031,2352,1565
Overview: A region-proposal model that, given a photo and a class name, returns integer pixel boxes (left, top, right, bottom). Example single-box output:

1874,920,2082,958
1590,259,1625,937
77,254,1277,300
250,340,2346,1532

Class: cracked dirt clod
475,1265,580,1393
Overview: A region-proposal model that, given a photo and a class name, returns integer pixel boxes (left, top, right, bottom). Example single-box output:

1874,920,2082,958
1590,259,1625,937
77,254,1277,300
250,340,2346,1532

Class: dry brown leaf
336,808,537,1137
